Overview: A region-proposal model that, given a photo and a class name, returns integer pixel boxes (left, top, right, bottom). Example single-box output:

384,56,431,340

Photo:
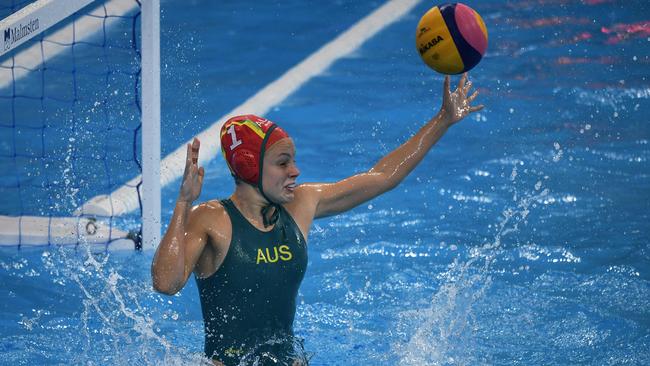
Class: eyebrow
276,153,292,159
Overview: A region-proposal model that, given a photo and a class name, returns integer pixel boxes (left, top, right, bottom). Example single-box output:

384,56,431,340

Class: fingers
191,138,200,165
470,104,484,112
467,90,479,103
463,81,473,97
185,142,193,165
198,167,205,186
185,137,202,173
458,72,467,92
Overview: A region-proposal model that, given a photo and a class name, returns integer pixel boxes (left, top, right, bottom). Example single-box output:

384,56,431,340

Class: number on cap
227,125,242,150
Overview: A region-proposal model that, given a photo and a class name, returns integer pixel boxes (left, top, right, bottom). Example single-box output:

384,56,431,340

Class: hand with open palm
179,138,205,203
439,72,484,126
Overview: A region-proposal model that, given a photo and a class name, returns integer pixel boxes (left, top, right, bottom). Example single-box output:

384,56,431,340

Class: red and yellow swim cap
220,114,289,185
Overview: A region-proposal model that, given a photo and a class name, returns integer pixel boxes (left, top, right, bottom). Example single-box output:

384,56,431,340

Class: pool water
1,0,649,365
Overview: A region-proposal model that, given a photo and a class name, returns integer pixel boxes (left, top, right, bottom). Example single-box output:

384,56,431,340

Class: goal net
0,0,160,250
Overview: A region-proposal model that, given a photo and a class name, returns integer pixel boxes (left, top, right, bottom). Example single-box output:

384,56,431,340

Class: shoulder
188,200,232,243
283,184,322,239
189,199,226,221
286,184,321,211
191,199,226,214
189,200,233,278
286,182,334,213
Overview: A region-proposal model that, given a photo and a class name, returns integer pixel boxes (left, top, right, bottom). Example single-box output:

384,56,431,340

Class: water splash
33,138,209,365
39,243,210,365
395,167,550,365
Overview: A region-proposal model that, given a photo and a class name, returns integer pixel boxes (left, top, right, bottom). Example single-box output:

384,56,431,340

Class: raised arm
309,74,483,218
151,138,207,295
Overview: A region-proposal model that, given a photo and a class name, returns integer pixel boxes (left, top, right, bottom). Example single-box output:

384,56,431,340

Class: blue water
1,0,650,364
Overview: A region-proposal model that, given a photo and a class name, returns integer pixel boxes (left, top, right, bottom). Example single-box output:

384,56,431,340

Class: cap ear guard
231,148,258,184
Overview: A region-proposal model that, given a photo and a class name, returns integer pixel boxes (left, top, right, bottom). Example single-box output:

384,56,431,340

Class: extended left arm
306,73,483,218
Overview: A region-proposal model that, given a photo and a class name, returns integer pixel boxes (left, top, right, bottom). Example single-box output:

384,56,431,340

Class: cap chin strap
258,124,280,228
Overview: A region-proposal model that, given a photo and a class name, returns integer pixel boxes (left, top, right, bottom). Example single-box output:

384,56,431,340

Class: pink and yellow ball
416,3,488,74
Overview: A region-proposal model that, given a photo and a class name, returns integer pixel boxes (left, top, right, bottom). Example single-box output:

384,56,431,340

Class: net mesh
0,0,142,247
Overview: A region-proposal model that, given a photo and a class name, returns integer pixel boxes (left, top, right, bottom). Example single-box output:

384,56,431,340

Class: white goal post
0,0,160,249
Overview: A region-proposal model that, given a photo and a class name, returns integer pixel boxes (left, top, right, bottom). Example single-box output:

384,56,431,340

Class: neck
231,184,276,226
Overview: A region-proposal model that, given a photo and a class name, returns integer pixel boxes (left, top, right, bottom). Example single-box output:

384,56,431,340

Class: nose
289,162,300,178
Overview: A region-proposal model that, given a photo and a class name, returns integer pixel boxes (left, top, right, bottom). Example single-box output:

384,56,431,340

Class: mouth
284,183,296,192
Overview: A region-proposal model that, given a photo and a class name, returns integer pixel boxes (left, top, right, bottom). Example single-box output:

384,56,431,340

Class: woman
151,74,483,365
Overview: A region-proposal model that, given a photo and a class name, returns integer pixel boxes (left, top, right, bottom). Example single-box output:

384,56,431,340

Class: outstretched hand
440,73,484,126
179,138,205,203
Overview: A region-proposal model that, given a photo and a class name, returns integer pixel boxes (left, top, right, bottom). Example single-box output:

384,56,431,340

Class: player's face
262,138,300,204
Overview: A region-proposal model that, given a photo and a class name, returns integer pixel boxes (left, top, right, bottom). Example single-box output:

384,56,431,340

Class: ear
231,149,258,184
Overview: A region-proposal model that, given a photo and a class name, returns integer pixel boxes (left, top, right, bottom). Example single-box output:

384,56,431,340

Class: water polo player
151,74,483,365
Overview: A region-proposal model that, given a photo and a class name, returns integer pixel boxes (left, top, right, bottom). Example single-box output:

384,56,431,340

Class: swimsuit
195,198,308,365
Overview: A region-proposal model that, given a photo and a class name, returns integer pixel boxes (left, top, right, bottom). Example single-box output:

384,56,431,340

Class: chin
275,192,294,204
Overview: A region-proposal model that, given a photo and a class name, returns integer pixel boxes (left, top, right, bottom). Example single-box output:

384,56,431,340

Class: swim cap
220,114,289,185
